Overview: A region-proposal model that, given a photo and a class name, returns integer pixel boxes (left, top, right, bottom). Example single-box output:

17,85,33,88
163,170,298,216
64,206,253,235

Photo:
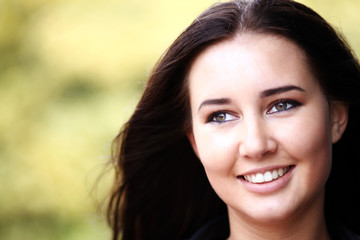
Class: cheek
280,113,331,155
275,109,333,182
193,126,239,174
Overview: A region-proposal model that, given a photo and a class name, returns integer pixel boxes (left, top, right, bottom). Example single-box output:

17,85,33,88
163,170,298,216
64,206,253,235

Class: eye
267,99,301,114
207,111,238,123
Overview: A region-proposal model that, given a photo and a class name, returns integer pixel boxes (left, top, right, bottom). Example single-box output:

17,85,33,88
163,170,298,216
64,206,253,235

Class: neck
227,194,330,240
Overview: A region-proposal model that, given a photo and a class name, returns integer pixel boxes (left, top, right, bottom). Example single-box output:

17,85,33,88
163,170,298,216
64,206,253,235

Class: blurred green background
0,0,359,239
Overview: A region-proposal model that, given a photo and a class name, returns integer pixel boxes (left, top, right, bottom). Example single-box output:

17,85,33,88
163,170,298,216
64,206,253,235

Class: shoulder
187,215,229,240
186,216,360,240
338,228,360,240
328,221,360,240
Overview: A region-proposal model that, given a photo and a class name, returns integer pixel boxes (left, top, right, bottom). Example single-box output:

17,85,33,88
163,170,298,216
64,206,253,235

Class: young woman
107,0,360,239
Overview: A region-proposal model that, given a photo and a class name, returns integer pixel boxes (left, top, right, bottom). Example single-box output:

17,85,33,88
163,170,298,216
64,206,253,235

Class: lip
238,165,295,194
240,164,291,176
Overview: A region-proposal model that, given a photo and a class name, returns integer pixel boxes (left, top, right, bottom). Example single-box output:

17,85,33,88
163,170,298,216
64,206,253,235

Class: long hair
107,0,360,239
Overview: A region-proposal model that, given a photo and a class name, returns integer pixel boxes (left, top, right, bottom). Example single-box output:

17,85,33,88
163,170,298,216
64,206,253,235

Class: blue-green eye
207,112,238,123
267,99,301,114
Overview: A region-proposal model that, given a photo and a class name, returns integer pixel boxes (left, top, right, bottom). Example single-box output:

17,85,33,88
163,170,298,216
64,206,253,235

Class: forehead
187,33,317,100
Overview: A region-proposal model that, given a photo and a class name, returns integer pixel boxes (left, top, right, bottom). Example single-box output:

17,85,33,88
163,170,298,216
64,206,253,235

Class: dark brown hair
107,0,360,239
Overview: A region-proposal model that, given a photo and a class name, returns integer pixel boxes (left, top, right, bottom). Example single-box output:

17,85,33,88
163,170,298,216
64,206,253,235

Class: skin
187,34,348,240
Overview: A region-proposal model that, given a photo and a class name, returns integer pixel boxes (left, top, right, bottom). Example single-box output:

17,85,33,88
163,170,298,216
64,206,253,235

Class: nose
238,117,277,159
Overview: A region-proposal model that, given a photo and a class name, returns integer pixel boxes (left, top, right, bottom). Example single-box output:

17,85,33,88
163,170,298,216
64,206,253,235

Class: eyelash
206,99,302,123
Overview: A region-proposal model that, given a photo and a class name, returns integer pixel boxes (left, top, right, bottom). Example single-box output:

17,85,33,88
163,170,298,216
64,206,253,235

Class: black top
188,216,360,240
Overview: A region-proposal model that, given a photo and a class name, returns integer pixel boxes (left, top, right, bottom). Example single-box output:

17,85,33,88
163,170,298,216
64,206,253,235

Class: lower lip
238,166,295,194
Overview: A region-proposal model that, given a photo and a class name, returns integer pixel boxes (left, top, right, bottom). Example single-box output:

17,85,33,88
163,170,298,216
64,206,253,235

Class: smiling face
187,34,348,228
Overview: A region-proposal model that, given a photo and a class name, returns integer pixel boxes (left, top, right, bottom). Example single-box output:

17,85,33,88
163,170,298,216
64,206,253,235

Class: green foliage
0,0,359,239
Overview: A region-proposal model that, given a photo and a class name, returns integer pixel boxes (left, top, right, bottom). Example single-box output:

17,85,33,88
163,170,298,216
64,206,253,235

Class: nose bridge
239,113,275,159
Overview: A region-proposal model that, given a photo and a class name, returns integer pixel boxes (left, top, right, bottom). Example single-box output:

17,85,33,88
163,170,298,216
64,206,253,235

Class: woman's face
187,34,347,224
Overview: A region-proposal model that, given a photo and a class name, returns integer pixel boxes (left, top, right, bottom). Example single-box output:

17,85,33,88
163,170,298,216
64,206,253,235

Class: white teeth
255,173,264,183
251,175,256,183
272,170,278,180
278,168,284,177
243,167,291,184
264,171,273,182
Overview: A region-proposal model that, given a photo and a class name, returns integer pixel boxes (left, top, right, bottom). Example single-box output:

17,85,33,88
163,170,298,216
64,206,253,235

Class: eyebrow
260,85,305,98
198,98,231,112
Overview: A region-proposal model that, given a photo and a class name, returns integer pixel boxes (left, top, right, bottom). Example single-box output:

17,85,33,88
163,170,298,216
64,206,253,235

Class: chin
229,200,301,224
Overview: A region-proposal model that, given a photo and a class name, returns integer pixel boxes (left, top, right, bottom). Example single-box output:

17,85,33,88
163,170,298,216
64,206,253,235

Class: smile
243,166,292,184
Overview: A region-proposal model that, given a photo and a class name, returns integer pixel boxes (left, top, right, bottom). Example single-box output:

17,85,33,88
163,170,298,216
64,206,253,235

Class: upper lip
239,164,293,176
